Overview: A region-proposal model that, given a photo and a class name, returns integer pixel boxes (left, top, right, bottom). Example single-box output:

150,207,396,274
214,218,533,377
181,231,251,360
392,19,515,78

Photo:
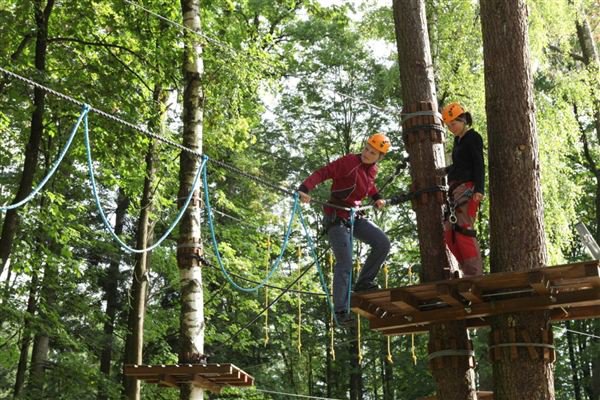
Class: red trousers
444,182,483,277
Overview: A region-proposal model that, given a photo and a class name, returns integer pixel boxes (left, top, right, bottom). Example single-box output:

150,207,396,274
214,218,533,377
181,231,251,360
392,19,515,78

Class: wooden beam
351,297,384,319
158,374,179,388
436,283,464,306
528,271,551,295
390,289,420,313
370,288,600,332
457,282,484,304
192,374,222,393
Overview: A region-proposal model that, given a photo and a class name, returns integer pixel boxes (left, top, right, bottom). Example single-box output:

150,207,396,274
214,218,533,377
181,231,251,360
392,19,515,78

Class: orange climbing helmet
367,133,391,154
442,102,467,124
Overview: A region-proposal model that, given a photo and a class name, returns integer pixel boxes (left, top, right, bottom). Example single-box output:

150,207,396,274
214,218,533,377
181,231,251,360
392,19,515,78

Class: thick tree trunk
480,1,553,399
178,1,204,399
13,272,38,398
0,0,54,278
98,190,129,400
392,1,476,399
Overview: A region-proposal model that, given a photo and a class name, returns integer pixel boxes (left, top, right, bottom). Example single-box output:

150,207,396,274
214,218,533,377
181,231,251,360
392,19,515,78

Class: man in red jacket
298,133,391,326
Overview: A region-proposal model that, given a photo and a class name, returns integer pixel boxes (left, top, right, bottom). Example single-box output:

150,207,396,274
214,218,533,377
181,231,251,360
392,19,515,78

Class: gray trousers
326,215,390,313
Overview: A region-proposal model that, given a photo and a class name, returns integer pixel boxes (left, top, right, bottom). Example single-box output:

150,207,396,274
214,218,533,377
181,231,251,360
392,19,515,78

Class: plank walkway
123,363,254,393
351,261,600,335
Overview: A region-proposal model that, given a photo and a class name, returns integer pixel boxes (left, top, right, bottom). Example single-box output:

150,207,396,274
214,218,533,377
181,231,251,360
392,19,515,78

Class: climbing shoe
335,311,355,327
353,281,380,292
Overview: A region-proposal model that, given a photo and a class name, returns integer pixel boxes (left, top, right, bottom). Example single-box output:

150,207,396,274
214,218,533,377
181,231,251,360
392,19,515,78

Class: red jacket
299,154,381,219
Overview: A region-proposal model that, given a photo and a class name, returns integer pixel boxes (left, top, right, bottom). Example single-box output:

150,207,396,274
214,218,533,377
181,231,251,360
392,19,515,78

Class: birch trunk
178,1,205,399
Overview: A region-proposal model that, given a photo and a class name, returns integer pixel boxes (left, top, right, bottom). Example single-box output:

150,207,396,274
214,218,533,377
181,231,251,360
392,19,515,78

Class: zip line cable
122,0,229,50
1,66,373,213
565,328,600,340
123,0,396,115
254,388,345,400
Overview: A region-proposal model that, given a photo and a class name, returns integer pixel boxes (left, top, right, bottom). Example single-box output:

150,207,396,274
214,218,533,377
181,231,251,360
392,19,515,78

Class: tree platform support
123,363,254,393
351,261,600,335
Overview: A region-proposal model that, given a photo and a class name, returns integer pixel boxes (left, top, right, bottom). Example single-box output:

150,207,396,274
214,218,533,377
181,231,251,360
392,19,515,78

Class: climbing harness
444,181,477,241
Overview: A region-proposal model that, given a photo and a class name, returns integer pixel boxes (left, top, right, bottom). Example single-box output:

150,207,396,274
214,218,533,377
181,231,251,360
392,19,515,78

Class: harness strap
453,224,477,237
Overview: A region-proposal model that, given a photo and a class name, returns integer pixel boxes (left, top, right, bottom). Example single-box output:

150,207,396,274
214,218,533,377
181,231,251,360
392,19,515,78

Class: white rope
565,328,600,340
255,388,346,400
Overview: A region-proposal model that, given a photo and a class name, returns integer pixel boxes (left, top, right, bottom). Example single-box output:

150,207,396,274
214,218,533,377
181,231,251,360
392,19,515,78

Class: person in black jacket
440,102,484,277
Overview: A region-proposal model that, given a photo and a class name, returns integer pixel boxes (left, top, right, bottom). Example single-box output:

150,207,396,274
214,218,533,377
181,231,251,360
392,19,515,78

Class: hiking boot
335,311,355,327
353,281,380,292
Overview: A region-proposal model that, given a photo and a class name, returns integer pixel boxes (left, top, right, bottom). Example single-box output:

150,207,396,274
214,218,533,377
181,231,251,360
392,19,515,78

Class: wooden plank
370,288,600,332
528,272,550,295
124,364,234,377
192,374,222,393
382,305,600,336
389,289,420,313
158,374,179,388
351,297,384,319
457,281,484,304
123,363,253,388
436,283,464,306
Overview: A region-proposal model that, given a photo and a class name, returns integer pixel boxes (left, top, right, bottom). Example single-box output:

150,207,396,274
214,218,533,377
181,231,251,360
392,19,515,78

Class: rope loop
85,111,207,253
203,164,299,292
1,104,89,212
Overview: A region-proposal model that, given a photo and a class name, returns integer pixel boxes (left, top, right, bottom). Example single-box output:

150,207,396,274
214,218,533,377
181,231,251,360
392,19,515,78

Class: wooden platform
352,261,600,335
123,363,254,393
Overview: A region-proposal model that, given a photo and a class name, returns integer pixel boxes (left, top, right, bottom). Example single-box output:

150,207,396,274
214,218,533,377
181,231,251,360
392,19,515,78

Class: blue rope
1,104,89,212
202,161,299,293
297,207,340,325
84,111,206,253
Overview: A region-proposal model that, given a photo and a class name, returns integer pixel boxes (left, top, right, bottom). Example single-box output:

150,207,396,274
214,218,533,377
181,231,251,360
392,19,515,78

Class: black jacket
446,128,485,194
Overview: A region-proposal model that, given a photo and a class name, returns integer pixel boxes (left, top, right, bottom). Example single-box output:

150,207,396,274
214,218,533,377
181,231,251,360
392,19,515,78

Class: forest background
0,0,599,399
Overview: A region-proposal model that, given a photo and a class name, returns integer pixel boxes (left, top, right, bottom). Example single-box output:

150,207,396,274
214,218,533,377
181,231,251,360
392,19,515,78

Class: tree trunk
480,1,553,399
122,91,162,399
26,255,59,398
178,1,205,399
0,0,55,278
13,272,39,398
98,190,129,400
392,1,476,399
